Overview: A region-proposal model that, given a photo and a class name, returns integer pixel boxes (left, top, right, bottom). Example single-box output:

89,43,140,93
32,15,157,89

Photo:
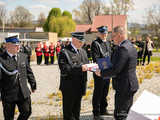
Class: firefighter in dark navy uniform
58,32,89,120
91,26,112,120
0,36,37,120
135,36,144,65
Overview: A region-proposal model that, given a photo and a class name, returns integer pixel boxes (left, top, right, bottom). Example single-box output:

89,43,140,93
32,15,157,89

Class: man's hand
95,69,101,76
82,64,88,72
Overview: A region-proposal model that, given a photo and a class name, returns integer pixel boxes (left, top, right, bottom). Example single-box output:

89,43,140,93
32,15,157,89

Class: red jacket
35,47,42,56
44,48,50,57
56,46,61,55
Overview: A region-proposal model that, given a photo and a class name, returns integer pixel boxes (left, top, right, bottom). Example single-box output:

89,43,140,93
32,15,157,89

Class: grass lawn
151,56,160,61
152,49,160,52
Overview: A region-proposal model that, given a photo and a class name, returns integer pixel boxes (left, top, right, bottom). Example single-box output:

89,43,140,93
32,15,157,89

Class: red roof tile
75,24,91,32
91,15,127,32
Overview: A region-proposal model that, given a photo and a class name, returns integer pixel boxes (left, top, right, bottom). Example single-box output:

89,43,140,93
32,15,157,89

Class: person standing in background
135,36,144,65
86,44,92,63
24,42,32,65
35,43,43,65
142,34,154,65
49,42,55,64
56,41,61,60
43,46,50,65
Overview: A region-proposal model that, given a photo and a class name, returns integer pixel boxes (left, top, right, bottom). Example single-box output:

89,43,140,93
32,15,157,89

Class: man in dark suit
0,36,37,120
24,42,32,65
95,26,139,120
91,26,112,120
58,32,89,120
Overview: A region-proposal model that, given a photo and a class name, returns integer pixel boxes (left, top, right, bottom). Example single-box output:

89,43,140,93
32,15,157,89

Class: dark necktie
12,55,17,62
77,49,79,54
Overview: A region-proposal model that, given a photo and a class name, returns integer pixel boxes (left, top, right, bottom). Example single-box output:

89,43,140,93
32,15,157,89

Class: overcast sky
0,0,160,24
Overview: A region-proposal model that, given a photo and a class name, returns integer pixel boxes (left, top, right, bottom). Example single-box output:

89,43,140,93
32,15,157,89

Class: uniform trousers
50,56,54,64
114,92,134,120
92,73,110,116
36,56,42,65
62,90,82,120
137,51,143,65
44,56,49,65
2,97,31,120
143,51,151,65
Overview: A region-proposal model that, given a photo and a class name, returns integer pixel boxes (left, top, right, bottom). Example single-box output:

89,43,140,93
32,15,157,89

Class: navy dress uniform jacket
58,44,89,96
91,37,111,62
101,40,139,94
0,51,36,102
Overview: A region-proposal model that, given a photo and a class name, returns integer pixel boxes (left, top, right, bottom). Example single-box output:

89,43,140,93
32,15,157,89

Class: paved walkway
0,61,160,120
153,52,160,57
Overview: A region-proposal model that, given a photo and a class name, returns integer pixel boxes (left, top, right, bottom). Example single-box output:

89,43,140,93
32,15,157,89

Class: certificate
86,63,99,72
97,56,112,70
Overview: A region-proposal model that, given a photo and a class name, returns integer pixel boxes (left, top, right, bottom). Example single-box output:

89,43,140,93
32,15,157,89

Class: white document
127,90,160,120
86,63,99,72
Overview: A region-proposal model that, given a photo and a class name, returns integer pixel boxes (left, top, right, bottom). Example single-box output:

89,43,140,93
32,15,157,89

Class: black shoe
94,116,104,120
100,111,113,116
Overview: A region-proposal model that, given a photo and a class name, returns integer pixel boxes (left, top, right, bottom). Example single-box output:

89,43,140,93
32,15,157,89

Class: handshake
82,63,101,76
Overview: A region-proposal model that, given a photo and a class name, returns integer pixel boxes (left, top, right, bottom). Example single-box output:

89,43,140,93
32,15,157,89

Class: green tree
49,16,75,37
43,8,76,37
48,8,62,19
43,8,62,31
62,10,72,19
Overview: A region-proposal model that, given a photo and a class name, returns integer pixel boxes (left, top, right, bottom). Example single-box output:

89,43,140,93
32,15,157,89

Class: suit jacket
0,51,36,102
58,44,89,96
101,40,139,94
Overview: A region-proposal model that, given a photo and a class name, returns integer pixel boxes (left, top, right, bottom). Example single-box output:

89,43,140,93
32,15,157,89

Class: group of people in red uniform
35,41,62,65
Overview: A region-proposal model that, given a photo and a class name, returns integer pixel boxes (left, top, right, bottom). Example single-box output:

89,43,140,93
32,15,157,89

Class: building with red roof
91,15,127,32
75,15,127,43
75,24,91,33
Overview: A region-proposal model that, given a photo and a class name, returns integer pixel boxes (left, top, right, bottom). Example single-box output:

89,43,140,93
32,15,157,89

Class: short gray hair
113,26,125,34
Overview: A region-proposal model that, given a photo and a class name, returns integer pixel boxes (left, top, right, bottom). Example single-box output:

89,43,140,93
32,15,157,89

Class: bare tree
10,6,33,27
146,5,160,48
37,12,46,27
73,0,105,24
146,5,160,25
0,5,7,26
111,0,134,15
